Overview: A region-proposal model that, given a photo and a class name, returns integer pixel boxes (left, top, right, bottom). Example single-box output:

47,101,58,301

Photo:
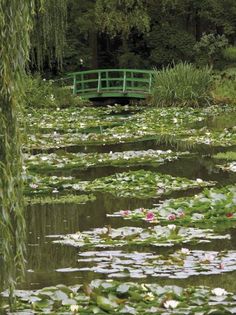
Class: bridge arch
68,69,154,99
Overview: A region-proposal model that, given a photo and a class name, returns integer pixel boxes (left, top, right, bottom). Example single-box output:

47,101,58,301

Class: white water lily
70,304,79,312
180,248,190,255
201,253,215,263
196,178,203,183
164,300,179,309
41,156,48,161
211,288,228,296
145,292,155,301
167,224,176,231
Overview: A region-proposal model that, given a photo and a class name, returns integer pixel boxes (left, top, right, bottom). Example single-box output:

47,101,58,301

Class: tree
0,0,67,306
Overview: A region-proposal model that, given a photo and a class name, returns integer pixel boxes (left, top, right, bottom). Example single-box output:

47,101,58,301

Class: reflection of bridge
68,69,155,99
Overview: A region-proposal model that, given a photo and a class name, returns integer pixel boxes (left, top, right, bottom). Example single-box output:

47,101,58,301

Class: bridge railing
67,69,155,99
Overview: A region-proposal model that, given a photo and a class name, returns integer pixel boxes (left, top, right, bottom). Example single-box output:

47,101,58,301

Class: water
2,105,236,299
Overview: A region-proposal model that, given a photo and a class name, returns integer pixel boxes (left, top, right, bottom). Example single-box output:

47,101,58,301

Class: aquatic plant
26,149,189,171
112,185,236,226
4,279,236,314
52,225,230,248
217,162,236,173
213,151,236,161
84,170,215,199
75,249,236,279
24,105,236,150
27,193,96,205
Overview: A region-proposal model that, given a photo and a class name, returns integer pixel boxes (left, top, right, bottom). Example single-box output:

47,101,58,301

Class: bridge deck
68,69,154,99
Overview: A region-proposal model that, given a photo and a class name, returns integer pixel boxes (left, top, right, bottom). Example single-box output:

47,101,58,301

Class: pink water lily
146,211,155,221
177,211,185,218
29,183,38,189
167,213,176,221
120,210,131,216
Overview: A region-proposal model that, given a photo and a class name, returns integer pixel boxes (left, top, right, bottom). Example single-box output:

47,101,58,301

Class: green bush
223,46,236,62
212,68,236,104
194,33,228,67
151,63,212,107
23,75,91,108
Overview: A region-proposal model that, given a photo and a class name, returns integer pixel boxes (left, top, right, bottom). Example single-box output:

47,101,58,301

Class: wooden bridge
68,69,155,99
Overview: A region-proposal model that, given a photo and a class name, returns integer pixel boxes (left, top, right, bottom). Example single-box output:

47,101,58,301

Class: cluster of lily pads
51,225,230,248
26,170,214,200
24,104,236,150
25,149,189,171
111,185,236,225
27,193,96,205
213,151,236,173
23,104,140,133
85,170,215,199
74,248,236,279
216,162,236,173
4,280,236,314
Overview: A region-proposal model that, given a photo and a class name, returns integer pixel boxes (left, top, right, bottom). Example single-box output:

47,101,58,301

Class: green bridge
68,69,155,99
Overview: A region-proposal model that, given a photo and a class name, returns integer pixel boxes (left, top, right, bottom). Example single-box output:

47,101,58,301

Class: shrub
194,33,228,67
151,62,212,107
223,46,236,62
23,75,91,108
212,68,236,104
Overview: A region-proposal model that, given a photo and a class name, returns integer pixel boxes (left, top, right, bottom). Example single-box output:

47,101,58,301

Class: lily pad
5,280,236,314
51,225,230,248
112,185,236,225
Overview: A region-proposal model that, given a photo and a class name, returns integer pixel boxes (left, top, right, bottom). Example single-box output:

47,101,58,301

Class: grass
151,62,212,107
212,75,236,105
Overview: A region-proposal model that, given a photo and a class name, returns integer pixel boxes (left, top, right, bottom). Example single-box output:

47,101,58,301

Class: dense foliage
63,0,236,71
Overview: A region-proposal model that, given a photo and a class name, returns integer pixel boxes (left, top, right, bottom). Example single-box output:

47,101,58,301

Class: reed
151,62,212,107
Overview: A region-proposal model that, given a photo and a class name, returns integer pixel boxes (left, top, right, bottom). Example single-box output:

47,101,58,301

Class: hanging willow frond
30,0,67,69
0,0,68,307
0,0,32,305
95,0,150,38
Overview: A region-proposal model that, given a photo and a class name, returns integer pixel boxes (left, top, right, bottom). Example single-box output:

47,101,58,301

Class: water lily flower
41,156,48,161
164,300,179,309
211,288,228,296
177,211,185,218
196,178,203,183
146,211,155,221
70,304,79,312
226,212,233,218
29,183,38,189
218,262,224,269
167,224,176,231
121,210,131,216
145,292,155,301
167,213,176,221
180,248,190,255
201,253,215,263
52,188,59,193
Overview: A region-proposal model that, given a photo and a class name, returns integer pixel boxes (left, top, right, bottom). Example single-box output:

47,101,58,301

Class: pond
2,104,236,314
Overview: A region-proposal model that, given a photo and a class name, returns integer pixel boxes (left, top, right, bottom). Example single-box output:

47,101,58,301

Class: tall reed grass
151,62,212,107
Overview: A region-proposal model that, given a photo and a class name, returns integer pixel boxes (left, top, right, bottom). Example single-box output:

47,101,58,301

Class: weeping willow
0,2,32,303
0,0,67,306
31,0,67,69
95,0,150,38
